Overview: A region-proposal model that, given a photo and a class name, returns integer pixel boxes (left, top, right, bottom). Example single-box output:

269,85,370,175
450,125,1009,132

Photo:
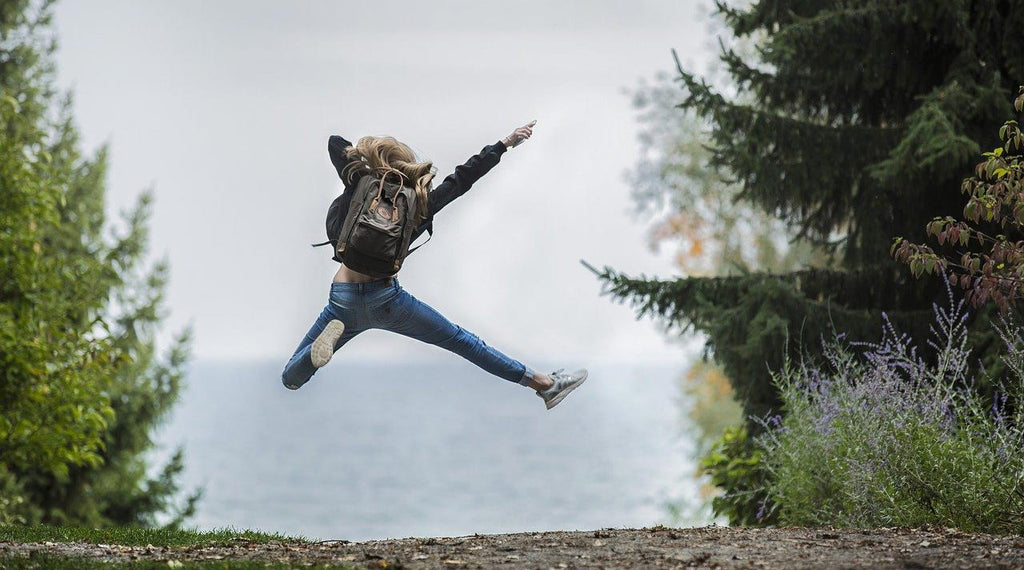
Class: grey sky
53,1,715,364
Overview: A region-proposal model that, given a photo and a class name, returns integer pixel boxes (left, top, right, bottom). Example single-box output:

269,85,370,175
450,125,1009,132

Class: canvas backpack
315,171,429,277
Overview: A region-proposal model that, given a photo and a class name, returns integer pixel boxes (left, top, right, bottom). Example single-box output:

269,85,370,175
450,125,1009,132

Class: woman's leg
378,287,543,387
281,303,362,390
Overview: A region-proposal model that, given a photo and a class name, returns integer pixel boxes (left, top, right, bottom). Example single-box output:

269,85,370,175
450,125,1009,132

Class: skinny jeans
282,278,535,389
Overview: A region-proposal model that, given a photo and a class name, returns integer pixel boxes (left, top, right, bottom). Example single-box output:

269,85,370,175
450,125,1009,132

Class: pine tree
0,0,197,525
594,0,1024,427
627,72,826,278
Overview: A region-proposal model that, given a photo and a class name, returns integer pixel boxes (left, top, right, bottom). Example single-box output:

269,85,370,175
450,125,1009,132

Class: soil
2,525,1024,569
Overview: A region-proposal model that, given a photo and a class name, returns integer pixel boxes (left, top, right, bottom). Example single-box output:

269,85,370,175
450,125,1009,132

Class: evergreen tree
595,0,1024,426
625,70,830,521
0,0,197,525
627,72,826,278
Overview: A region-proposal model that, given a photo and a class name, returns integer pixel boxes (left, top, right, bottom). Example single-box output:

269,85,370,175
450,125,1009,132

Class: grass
0,525,365,569
0,555,357,569
0,524,305,547
1,556,360,568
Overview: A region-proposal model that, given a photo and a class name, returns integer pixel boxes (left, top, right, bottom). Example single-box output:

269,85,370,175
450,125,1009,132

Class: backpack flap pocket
349,211,403,261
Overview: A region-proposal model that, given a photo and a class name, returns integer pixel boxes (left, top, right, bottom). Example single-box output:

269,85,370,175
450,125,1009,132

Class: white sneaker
311,319,345,368
537,368,588,410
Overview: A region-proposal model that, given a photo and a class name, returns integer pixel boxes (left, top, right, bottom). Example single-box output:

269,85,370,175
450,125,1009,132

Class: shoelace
538,369,567,396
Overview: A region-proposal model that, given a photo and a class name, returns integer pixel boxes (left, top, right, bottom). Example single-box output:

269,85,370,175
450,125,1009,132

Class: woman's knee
281,372,304,390
435,326,486,353
281,362,311,391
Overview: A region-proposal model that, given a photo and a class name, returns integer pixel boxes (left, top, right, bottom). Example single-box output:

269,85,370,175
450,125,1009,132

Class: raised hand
502,120,537,149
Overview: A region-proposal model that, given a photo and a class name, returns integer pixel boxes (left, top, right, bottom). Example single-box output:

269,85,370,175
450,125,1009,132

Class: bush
699,426,777,526
0,466,29,525
893,86,1024,311
759,290,1024,533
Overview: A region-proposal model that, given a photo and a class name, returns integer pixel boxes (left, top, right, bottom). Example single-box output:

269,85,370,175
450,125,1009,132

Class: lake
156,359,700,540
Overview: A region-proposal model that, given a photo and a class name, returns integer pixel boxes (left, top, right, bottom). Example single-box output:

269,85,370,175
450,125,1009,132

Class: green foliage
698,426,776,526
0,467,28,525
626,73,826,276
601,0,1024,526
0,525,304,547
589,263,948,420
0,0,196,526
1,0,115,502
626,66,825,525
894,88,1024,311
0,557,355,570
759,298,1024,533
599,0,1023,426
0,525,315,570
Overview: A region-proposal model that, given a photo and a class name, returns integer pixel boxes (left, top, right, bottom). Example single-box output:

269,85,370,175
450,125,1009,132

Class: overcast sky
52,1,716,366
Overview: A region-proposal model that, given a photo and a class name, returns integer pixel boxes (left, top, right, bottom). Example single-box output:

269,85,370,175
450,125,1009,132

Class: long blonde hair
343,136,435,223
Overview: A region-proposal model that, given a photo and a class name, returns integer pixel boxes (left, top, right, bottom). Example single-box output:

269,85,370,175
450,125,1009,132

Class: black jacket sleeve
323,136,360,262
325,135,362,233
425,140,508,219
328,135,357,182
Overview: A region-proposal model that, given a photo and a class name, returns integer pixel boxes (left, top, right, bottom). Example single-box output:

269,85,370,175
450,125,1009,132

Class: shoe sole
311,320,345,369
546,370,588,410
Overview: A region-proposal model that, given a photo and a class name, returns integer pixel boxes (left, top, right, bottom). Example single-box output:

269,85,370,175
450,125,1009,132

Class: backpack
316,171,429,278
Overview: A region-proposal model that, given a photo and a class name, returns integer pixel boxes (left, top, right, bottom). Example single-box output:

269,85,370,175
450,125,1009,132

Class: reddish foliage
893,88,1024,311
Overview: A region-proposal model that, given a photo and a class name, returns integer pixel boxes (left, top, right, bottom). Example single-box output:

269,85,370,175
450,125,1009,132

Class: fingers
516,122,534,139
505,120,537,148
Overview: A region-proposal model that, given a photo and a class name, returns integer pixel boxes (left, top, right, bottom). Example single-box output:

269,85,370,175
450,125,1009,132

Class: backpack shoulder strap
406,220,433,256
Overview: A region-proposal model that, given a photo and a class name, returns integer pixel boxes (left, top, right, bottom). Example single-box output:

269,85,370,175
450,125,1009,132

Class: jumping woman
281,121,588,409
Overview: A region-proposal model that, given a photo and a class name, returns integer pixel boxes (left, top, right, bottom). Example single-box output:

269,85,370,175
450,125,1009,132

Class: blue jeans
282,278,536,390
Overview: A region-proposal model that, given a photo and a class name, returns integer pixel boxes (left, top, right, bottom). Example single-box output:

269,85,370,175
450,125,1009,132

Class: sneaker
537,368,588,410
311,319,345,368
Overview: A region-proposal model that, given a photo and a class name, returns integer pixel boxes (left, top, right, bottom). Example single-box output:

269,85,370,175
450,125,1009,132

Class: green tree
626,71,827,520
627,65,829,279
0,0,197,526
592,0,1023,525
596,0,1024,426
626,68,829,438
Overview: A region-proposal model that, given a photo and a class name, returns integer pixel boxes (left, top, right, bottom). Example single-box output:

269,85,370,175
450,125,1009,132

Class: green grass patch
0,554,356,569
0,524,306,547
0,527,356,569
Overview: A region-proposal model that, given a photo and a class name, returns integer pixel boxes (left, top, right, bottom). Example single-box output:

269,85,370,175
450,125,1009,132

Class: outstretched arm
426,120,536,218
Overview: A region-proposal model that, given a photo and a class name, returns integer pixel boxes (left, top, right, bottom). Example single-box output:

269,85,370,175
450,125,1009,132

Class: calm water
156,359,699,540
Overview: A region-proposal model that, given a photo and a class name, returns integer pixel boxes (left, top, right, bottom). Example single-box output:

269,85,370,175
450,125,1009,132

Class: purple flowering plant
757,285,1024,533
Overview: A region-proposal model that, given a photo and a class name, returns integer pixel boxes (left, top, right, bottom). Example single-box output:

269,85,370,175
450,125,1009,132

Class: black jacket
327,135,508,244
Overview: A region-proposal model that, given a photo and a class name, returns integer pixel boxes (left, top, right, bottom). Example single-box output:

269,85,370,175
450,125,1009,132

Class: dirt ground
2,525,1024,569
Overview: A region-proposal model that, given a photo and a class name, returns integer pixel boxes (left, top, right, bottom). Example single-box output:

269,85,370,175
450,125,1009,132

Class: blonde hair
343,136,435,223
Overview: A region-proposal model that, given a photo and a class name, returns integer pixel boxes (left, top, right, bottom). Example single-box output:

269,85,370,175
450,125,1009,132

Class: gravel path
3,525,1023,568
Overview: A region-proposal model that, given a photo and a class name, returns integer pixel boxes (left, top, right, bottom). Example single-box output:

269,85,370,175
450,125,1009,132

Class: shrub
893,86,1024,311
0,466,28,525
759,290,1024,533
699,426,778,526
